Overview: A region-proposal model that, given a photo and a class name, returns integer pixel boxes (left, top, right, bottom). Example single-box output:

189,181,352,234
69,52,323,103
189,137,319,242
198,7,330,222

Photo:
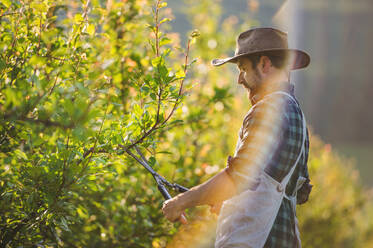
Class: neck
251,69,289,96
249,71,291,104
263,69,289,87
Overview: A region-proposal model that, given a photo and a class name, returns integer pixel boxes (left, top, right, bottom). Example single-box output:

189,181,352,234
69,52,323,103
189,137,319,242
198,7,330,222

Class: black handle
158,184,172,200
173,183,189,193
158,183,188,224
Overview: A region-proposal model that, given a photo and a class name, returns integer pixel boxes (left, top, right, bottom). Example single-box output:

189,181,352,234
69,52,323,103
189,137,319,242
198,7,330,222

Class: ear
260,56,272,74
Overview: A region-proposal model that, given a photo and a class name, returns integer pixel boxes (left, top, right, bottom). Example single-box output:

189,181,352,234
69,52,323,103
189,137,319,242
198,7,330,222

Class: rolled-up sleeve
225,95,289,193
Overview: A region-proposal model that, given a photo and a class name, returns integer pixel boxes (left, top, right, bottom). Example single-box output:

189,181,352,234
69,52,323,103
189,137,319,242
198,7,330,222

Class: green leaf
159,37,171,47
30,2,47,12
3,88,22,107
158,2,167,8
148,156,156,167
151,57,163,67
190,29,201,38
29,55,46,67
163,48,171,57
158,64,168,78
0,0,11,8
0,57,6,71
60,216,71,232
133,104,142,118
157,151,172,155
74,13,83,23
175,69,185,79
72,126,87,140
170,119,183,125
14,149,28,160
159,18,171,24
76,207,88,219
52,46,67,57
87,24,95,36
141,86,150,94
188,58,198,67
150,93,157,100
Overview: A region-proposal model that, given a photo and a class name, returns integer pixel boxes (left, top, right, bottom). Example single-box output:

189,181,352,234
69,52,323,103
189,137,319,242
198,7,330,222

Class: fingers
227,155,232,162
179,212,188,224
210,202,223,215
162,200,176,222
162,199,187,224
226,155,233,167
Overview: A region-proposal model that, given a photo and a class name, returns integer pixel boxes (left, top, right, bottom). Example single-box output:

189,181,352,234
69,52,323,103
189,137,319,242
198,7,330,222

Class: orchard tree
0,0,199,246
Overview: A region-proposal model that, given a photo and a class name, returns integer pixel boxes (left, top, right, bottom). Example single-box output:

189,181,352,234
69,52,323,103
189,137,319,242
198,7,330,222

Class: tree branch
0,11,19,18
121,1,193,152
11,115,75,129
162,38,191,125
66,105,108,188
154,0,161,57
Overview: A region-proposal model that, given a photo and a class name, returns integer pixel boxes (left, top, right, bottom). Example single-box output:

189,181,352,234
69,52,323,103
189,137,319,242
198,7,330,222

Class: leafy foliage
298,137,373,248
0,0,195,246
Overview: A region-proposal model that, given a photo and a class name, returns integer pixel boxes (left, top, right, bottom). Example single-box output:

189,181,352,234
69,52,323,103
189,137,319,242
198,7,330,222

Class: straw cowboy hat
211,27,310,70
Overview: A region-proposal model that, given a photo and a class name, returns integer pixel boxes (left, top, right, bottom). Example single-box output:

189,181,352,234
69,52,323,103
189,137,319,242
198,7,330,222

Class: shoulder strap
263,91,307,186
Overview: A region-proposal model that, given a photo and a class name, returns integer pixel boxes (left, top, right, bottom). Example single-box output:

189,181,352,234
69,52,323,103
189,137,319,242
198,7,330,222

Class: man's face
236,57,262,91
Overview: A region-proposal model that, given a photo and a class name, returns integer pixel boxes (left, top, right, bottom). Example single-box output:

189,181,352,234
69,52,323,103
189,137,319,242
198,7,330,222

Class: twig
54,135,70,202
82,0,91,20
37,17,42,53
0,11,19,18
10,115,75,129
7,18,20,86
41,55,65,61
162,38,191,125
67,105,108,187
123,0,164,150
122,1,193,151
47,67,62,97
154,0,161,57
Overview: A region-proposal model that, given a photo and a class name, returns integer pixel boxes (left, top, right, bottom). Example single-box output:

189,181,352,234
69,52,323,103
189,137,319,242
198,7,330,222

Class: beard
246,67,262,96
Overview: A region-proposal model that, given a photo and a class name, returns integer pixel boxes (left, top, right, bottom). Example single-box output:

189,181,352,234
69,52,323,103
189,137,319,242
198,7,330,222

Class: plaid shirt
225,83,310,248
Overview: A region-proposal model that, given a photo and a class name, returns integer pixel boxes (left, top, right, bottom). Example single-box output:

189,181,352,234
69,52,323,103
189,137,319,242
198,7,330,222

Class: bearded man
162,27,312,248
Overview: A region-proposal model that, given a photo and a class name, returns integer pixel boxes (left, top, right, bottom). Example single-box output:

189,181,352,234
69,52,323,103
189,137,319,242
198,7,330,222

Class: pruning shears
125,145,189,224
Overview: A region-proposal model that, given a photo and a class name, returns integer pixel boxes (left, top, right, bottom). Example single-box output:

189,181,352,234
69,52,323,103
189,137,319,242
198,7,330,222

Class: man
162,27,311,248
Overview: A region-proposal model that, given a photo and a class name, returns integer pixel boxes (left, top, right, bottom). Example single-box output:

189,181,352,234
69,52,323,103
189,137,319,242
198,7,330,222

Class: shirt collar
250,82,295,105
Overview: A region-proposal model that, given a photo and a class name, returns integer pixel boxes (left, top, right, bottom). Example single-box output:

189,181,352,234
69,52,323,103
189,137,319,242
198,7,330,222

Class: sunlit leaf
30,2,47,12
159,37,171,47
87,24,95,36
1,0,11,7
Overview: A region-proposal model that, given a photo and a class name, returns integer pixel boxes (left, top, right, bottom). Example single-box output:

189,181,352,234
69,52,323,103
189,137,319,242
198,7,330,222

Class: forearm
176,169,236,210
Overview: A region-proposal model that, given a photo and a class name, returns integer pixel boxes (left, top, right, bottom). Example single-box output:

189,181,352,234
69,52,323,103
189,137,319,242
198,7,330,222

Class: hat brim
211,49,310,70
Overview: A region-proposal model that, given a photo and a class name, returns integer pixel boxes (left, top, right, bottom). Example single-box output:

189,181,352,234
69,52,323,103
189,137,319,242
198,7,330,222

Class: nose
237,71,245,85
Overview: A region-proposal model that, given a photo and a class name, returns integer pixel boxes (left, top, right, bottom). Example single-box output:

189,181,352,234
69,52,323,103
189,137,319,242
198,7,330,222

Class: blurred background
168,0,373,187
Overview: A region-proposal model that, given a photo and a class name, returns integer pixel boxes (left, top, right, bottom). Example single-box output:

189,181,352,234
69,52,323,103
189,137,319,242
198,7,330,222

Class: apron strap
261,91,307,188
264,91,306,248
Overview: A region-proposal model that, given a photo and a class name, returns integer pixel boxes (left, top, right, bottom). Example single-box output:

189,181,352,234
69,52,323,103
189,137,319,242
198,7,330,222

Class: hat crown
235,28,289,56
211,27,310,70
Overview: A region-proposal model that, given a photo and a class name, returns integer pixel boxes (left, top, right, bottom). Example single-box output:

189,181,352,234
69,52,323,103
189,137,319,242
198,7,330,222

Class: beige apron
215,92,307,248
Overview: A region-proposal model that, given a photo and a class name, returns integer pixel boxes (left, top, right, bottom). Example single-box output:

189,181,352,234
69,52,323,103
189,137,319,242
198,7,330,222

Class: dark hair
246,51,289,69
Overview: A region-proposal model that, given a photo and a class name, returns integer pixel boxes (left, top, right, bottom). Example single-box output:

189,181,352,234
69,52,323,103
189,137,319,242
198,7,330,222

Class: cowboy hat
211,27,310,70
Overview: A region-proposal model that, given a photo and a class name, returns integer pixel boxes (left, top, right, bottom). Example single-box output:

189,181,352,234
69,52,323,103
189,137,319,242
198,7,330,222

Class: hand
226,155,233,168
210,201,223,215
162,198,187,224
